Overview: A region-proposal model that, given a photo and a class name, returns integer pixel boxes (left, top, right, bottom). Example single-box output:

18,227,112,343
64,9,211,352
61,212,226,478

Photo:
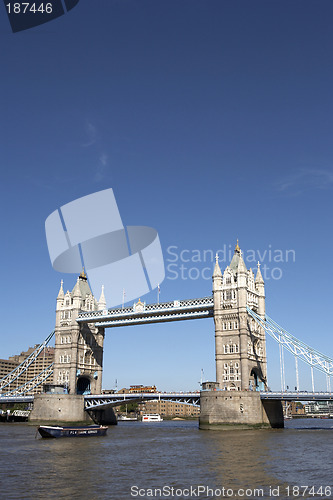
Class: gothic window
65,298,70,306
235,363,240,381
226,291,232,300
223,344,229,354
226,277,231,284
224,362,240,382
229,322,232,329
60,354,71,363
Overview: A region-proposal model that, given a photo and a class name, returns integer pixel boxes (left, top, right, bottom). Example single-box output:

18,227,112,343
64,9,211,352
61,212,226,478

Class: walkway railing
77,296,214,327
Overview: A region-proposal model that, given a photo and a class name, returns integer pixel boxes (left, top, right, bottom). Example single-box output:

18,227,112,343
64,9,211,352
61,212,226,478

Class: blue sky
0,0,332,392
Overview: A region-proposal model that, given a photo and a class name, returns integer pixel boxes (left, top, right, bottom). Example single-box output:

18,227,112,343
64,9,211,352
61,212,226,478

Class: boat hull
37,425,108,438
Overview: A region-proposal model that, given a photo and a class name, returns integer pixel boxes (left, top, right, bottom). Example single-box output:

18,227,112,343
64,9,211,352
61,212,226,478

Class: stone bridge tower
54,270,106,395
213,241,267,391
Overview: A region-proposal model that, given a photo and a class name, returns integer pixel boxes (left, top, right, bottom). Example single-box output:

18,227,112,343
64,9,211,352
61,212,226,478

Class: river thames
0,419,332,500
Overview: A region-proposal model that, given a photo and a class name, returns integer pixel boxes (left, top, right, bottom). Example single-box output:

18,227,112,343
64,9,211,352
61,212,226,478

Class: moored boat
37,424,108,438
141,414,163,422
117,415,138,421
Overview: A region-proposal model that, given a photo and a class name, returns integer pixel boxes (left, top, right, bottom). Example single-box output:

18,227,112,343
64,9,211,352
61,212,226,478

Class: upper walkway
76,296,214,327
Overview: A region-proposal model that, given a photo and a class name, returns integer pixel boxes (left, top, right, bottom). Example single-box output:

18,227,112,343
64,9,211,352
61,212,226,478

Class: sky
0,0,332,392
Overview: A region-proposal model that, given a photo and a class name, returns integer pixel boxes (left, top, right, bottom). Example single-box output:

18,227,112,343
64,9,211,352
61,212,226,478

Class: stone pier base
29,394,92,424
199,390,284,430
29,394,118,425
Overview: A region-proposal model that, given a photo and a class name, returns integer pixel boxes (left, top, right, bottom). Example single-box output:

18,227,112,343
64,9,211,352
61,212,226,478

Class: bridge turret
72,277,82,309
98,285,106,311
213,253,223,384
255,261,265,317
57,279,64,300
236,249,250,390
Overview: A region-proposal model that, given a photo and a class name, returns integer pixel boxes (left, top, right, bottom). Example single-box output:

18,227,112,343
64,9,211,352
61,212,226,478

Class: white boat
117,415,138,421
142,414,163,422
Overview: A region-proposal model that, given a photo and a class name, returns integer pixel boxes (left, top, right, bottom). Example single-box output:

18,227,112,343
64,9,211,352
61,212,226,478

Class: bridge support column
199,390,284,430
29,394,92,424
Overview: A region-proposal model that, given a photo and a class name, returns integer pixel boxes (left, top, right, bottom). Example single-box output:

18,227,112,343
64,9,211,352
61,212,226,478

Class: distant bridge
84,392,201,410
1,391,332,409
260,391,333,402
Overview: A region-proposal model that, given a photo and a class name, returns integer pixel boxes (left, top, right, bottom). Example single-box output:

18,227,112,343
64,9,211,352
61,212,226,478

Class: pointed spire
57,279,64,298
235,239,240,254
230,241,242,273
255,261,264,284
98,285,106,310
73,277,82,298
79,267,87,280
213,252,222,277
237,249,247,274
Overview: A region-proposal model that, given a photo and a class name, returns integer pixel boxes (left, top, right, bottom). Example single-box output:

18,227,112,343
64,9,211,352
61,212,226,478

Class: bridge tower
213,241,267,391
54,269,106,395
200,241,283,429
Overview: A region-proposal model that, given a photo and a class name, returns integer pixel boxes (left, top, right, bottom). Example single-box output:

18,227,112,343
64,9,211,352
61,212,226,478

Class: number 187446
6,3,53,14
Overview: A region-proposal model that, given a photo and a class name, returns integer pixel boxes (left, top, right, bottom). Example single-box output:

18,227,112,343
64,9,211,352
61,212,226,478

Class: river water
0,419,332,500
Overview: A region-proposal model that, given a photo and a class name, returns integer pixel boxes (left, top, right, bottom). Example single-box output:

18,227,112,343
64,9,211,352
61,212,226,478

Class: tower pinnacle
98,285,106,310
213,253,222,277
57,279,64,298
255,261,264,284
235,239,240,253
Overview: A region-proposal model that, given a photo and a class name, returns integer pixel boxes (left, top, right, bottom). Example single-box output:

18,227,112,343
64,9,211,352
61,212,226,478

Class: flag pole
157,284,160,304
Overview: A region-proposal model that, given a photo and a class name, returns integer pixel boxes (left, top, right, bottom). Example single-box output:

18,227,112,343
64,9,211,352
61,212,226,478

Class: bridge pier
199,390,284,430
29,394,91,424
29,394,118,425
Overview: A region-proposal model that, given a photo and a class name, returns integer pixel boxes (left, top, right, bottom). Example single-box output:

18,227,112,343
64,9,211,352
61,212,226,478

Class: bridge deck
76,297,214,327
1,391,332,406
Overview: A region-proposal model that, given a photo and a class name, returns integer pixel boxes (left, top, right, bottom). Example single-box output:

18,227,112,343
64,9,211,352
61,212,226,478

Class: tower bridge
1,242,332,428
